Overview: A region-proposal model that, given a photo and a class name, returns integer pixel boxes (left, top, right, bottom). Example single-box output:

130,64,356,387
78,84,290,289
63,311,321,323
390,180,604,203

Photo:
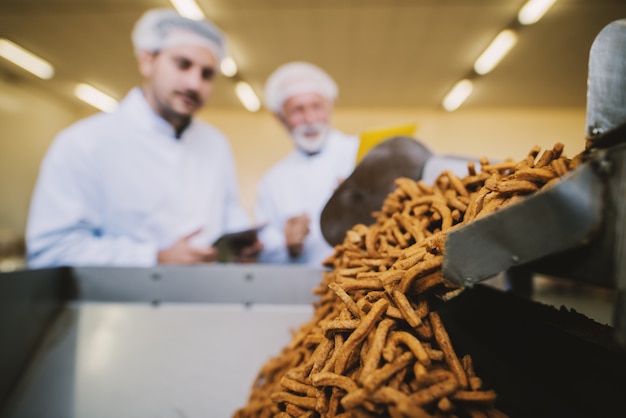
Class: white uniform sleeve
26,134,158,268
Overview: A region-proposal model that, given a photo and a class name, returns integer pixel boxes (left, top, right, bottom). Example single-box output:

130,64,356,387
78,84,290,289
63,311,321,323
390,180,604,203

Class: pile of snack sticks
235,142,581,418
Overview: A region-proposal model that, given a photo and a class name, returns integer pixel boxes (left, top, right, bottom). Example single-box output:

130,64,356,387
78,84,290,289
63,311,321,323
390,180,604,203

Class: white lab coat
255,130,359,266
26,88,251,268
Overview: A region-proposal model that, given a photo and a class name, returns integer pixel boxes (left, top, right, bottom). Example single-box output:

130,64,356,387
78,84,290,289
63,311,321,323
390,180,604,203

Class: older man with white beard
255,62,359,265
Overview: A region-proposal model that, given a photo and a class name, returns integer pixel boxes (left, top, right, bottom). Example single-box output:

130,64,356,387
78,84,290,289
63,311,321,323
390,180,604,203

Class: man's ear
137,50,156,78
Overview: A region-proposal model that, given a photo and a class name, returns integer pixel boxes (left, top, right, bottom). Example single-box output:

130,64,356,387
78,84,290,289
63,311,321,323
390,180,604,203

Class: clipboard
212,225,265,263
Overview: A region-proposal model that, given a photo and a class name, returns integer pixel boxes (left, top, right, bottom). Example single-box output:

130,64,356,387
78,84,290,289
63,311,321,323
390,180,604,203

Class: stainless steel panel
3,302,314,418
442,161,604,288
72,264,327,305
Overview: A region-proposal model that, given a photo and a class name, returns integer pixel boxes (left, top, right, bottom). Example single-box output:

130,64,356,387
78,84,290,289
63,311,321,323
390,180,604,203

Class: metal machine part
586,19,626,142
320,136,432,246
441,157,606,288
442,19,626,344
0,265,326,418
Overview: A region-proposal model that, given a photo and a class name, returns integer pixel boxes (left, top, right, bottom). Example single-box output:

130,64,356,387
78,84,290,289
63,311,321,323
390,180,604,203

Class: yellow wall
0,82,587,238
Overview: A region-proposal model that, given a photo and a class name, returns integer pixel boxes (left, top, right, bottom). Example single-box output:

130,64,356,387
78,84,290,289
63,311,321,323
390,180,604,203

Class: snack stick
385,330,431,366
494,180,539,194
462,354,476,377
552,142,565,159
395,177,422,200
393,225,410,247
321,333,345,374
438,396,455,413
392,290,423,328
467,161,477,176
475,195,507,219
430,311,468,389
399,256,444,294
371,386,431,418
328,282,363,318
414,317,434,340
311,372,359,393
339,387,368,410
359,317,394,381
535,149,555,168
327,387,342,416
410,370,459,406
551,157,569,177
365,225,380,258
385,305,404,320
388,366,407,390
362,351,414,392
337,266,370,277
323,319,360,335
446,170,470,197
514,167,556,183
470,376,484,391
431,201,453,230
378,270,405,288
311,337,334,375
480,161,517,174
334,298,388,373
339,278,384,292
270,391,318,410
445,189,469,212
452,389,497,403
280,375,320,398
464,186,489,221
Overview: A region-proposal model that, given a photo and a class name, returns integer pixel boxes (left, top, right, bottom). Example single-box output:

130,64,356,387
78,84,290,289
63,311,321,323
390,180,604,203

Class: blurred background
1,0,625,271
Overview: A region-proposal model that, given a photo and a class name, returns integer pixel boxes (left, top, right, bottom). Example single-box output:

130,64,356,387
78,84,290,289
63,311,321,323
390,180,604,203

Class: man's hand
285,213,310,258
157,229,218,264
236,239,264,263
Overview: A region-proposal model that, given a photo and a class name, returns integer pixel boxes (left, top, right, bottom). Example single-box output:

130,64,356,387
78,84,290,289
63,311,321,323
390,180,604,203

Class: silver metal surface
0,267,73,411
442,161,604,288
586,19,626,141
72,264,326,305
0,265,327,418
3,302,314,418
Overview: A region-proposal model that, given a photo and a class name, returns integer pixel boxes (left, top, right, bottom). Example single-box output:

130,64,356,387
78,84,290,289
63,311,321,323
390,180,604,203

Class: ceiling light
473,30,518,75
442,79,474,112
74,83,118,113
518,0,557,25
0,38,54,80
170,0,205,20
235,81,260,112
220,56,238,77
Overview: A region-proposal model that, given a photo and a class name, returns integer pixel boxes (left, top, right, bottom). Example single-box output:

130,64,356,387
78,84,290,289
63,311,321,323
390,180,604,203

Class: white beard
291,123,330,154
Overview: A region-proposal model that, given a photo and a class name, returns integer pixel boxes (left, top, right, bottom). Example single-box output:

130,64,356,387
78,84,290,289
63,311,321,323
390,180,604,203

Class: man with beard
255,62,359,265
26,8,262,267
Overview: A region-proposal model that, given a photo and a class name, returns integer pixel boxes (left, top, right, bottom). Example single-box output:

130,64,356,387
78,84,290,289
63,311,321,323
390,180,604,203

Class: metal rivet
511,255,520,263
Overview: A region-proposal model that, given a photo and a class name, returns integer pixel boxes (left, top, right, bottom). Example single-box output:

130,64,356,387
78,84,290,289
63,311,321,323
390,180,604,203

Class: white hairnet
264,62,338,113
131,8,225,61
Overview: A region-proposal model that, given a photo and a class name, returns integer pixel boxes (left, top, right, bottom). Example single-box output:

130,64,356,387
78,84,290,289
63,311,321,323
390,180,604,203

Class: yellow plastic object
356,123,418,163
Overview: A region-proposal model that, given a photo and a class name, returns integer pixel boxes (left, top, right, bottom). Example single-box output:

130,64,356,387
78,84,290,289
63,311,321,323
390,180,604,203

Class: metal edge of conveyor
441,157,606,288
70,263,327,305
0,267,75,414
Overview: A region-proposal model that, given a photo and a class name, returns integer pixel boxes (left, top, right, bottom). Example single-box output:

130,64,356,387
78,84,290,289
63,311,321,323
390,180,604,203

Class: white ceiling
0,0,625,112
